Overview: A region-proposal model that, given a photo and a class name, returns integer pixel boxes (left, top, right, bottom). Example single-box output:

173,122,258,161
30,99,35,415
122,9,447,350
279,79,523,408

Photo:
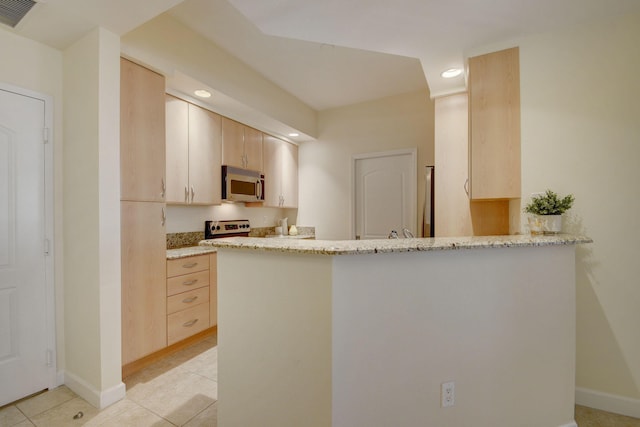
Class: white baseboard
576,387,640,419
558,422,577,427
64,371,126,409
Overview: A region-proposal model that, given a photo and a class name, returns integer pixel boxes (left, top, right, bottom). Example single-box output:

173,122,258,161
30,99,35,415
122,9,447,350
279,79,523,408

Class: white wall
519,13,640,414
0,27,65,378
63,28,124,408
297,90,434,239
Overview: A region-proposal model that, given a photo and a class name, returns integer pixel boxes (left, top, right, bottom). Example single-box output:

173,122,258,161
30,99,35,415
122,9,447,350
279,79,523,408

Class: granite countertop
198,234,592,256
263,233,315,239
167,246,217,260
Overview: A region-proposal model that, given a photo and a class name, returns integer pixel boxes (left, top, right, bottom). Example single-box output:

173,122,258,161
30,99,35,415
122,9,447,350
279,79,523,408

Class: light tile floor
2,333,639,426
0,333,218,426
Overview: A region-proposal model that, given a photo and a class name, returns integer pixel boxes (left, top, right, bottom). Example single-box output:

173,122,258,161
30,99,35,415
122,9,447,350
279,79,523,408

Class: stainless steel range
205,219,251,239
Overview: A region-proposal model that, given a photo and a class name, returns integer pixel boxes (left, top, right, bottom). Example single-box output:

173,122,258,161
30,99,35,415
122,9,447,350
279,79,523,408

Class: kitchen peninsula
200,234,592,427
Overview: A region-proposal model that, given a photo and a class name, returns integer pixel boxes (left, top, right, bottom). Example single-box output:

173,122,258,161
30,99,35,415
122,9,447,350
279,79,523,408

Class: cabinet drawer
167,287,210,315
167,303,209,345
167,270,209,296
167,254,209,277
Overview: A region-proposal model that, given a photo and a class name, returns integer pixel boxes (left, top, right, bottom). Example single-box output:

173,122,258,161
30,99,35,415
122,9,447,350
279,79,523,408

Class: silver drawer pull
182,262,198,268
183,319,198,327
182,296,198,303
182,279,198,286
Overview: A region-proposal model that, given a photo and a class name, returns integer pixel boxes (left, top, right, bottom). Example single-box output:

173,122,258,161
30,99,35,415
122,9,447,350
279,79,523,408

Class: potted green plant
524,190,575,234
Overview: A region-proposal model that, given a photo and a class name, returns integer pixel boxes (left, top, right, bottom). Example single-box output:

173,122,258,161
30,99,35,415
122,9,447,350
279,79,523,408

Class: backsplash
166,232,204,249
167,226,316,248
249,226,315,237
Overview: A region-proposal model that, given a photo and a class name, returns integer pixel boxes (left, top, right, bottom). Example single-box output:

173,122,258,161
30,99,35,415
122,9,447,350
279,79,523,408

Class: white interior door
354,149,417,240
0,86,53,405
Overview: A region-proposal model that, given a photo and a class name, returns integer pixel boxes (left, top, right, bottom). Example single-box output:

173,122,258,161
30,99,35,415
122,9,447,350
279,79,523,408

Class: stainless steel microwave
222,165,265,202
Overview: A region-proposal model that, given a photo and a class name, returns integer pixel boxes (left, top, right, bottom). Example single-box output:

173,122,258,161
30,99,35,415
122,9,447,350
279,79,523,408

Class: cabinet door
165,95,189,204
221,117,245,168
189,104,222,205
120,58,166,202
280,141,298,208
121,201,167,365
262,134,283,207
244,126,263,172
468,47,520,200
435,93,472,237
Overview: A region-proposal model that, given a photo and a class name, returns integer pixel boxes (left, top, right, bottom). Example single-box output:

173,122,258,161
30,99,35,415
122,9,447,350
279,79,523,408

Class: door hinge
46,349,53,367
43,127,50,144
44,238,50,255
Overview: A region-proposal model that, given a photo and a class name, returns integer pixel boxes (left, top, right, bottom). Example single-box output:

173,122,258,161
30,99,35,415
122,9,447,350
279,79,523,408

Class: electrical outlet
441,381,455,407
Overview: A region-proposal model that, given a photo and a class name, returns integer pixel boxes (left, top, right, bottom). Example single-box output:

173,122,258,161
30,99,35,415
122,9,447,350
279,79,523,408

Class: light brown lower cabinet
121,201,167,366
166,254,217,346
122,252,218,377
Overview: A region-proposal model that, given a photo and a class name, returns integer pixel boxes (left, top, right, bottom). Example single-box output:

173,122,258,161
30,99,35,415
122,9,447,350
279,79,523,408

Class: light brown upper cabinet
263,135,298,208
120,58,166,202
222,117,263,172
244,126,264,172
468,47,521,200
165,95,222,205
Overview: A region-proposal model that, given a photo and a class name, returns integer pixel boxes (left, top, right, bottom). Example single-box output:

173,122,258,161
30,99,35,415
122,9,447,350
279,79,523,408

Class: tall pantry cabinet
120,58,167,366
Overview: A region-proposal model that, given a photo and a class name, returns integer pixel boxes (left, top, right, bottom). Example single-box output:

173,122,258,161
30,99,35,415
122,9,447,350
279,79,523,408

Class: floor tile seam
180,401,216,427
1,405,28,427
124,397,180,426
187,371,219,384
19,394,77,421
91,398,153,427
13,405,29,423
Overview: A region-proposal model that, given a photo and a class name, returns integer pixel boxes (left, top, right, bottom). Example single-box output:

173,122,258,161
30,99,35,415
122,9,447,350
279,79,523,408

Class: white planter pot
542,215,562,234
527,215,544,235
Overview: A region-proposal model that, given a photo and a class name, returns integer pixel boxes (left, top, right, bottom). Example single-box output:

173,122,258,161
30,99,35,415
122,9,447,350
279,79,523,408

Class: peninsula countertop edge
198,234,593,255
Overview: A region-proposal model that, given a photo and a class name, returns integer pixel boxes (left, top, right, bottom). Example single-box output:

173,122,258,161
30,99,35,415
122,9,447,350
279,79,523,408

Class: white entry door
0,86,53,405
354,149,417,240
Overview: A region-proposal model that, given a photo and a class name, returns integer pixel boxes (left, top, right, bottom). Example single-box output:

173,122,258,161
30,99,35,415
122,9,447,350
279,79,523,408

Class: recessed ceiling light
440,68,463,79
194,89,211,98
288,133,299,137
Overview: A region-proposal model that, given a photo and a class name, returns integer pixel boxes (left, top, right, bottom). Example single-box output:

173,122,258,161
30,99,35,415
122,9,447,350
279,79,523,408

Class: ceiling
5,0,640,110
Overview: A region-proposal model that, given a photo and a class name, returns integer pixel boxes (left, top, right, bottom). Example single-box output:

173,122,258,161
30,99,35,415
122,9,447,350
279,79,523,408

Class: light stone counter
166,245,217,260
199,233,591,255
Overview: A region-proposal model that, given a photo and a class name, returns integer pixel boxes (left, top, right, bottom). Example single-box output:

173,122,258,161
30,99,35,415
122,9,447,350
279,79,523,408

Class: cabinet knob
183,319,199,327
